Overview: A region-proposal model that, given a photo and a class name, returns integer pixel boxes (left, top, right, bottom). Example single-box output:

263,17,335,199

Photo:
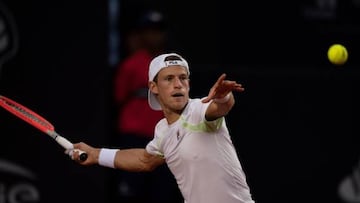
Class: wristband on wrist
213,93,231,103
98,148,118,168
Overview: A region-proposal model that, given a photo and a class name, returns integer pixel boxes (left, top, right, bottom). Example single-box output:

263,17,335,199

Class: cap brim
148,90,162,110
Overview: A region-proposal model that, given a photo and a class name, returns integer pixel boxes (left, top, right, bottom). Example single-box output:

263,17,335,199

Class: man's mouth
172,93,184,97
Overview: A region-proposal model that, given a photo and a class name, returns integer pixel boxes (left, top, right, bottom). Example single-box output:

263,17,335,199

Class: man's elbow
139,157,163,172
131,163,156,172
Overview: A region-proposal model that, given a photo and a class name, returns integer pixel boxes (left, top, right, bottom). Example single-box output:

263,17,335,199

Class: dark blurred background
1,0,359,203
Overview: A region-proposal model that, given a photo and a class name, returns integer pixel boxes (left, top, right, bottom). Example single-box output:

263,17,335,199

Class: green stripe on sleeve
181,116,223,132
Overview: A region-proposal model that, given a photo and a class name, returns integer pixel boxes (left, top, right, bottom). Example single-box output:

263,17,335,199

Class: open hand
202,73,244,103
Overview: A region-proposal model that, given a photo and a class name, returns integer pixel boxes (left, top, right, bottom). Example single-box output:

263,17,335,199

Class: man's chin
172,101,188,111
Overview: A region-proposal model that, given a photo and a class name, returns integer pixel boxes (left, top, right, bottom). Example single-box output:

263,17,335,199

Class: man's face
150,66,190,111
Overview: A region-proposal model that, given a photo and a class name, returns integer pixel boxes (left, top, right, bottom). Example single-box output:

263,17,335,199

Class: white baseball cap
148,53,190,110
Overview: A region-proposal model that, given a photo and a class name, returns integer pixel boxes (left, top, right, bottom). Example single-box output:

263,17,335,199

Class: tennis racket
0,95,87,161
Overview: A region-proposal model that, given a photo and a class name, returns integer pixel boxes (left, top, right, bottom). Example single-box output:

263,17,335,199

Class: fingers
201,96,211,103
215,80,244,95
69,149,89,165
231,83,245,92
215,73,227,85
202,73,244,103
66,142,89,163
66,148,79,161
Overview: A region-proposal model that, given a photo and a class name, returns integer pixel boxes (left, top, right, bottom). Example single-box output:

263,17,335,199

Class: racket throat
47,130,58,139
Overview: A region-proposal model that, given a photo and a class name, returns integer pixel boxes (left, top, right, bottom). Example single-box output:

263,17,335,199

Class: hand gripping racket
0,95,87,161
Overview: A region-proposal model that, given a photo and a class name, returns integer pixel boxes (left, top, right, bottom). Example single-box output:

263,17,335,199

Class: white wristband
98,148,118,168
213,93,231,103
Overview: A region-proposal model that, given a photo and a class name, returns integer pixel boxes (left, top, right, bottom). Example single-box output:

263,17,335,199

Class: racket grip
55,135,73,149
55,135,88,162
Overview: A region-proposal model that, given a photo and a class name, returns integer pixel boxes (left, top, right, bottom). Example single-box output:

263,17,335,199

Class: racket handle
78,150,88,161
55,135,73,149
55,135,88,162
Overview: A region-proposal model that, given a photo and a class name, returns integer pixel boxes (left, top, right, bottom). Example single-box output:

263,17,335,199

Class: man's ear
148,81,159,94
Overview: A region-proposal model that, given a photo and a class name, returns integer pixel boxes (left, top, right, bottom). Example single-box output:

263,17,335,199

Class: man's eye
180,76,188,81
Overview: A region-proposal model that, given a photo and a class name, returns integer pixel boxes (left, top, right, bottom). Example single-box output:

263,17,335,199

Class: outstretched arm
71,142,165,172
202,73,244,121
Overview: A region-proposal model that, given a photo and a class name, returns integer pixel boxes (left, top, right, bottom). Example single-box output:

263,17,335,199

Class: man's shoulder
184,98,208,114
187,98,205,107
155,118,168,128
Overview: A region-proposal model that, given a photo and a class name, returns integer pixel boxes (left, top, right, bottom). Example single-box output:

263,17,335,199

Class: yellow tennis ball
327,44,348,65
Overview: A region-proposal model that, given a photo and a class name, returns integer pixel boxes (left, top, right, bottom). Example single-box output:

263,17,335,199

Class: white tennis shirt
146,99,255,203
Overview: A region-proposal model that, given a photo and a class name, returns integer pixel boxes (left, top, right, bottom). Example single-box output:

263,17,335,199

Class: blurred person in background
111,9,182,203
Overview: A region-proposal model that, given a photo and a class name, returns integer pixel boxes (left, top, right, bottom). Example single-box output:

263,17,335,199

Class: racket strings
2,99,53,129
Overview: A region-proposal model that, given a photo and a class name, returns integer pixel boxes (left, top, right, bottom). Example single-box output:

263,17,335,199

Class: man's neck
163,102,188,125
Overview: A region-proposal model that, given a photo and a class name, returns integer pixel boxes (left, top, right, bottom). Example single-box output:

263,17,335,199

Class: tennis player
72,53,256,203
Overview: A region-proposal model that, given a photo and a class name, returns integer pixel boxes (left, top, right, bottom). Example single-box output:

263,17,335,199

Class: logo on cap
164,60,186,67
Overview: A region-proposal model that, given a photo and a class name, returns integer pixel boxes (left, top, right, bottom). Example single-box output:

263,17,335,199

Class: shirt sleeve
193,99,224,132
145,120,165,158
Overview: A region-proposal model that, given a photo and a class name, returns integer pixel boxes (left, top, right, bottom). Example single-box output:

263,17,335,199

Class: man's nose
173,77,183,87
